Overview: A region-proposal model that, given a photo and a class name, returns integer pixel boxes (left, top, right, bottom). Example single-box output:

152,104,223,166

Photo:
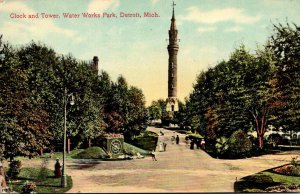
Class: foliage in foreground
235,166,300,192
8,167,72,193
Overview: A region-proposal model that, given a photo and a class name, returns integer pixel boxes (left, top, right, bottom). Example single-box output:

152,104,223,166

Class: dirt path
21,127,300,192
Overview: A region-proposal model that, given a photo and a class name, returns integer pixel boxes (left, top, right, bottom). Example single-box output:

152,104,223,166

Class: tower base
166,97,179,112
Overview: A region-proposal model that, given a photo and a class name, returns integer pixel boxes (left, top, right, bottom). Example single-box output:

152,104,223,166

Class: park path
21,127,300,192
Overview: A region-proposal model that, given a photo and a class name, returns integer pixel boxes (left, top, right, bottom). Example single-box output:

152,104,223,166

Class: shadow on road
68,159,102,170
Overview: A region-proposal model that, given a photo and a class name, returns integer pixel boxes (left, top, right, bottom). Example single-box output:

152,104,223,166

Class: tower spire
166,1,179,112
172,1,176,19
170,1,177,30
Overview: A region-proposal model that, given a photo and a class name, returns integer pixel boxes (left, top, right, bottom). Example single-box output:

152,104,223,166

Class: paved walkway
22,127,300,192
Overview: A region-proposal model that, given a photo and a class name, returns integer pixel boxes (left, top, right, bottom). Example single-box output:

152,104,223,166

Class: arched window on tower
171,62,174,68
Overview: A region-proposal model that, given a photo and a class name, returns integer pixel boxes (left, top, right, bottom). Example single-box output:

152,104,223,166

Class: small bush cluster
267,134,283,147
227,130,252,158
130,132,158,151
22,181,36,194
214,130,252,158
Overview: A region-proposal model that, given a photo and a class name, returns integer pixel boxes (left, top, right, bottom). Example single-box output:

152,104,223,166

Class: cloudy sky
0,0,299,105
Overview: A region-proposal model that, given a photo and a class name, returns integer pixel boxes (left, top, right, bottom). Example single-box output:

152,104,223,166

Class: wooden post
88,138,92,148
67,138,71,154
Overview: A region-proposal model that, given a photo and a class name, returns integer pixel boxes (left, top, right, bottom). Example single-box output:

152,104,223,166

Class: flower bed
265,184,300,192
273,164,300,176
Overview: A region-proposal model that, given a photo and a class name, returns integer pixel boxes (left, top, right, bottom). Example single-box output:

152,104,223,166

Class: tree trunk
67,138,71,154
88,138,91,148
258,134,264,150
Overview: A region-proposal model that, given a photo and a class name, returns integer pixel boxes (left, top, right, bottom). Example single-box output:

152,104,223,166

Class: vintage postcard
0,0,300,193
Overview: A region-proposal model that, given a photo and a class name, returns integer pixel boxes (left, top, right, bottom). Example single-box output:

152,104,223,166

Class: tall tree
0,39,51,159
268,23,300,133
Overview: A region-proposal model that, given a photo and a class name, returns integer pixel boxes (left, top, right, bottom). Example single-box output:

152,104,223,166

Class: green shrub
8,160,22,179
131,131,158,151
186,133,204,140
215,137,229,156
72,147,108,159
267,134,283,147
227,129,252,158
291,157,299,167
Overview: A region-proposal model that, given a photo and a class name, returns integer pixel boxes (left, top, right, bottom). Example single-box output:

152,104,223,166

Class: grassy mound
123,142,151,156
8,167,72,193
72,146,108,159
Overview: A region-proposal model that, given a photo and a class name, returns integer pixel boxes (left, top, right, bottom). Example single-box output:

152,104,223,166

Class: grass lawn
278,145,300,151
14,149,84,161
234,166,300,192
41,149,84,159
8,167,72,193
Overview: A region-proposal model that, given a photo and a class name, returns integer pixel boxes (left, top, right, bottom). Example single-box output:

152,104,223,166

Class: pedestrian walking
150,150,157,161
0,160,6,189
163,142,167,151
185,136,189,145
196,139,200,149
201,139,206,150
159,141,164,152
176,135,180,144
171,136,175,144
190,140,195,149
54,158,62,178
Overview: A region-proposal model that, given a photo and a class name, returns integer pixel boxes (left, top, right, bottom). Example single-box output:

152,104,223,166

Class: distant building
166,2,179,112
90,56,99,74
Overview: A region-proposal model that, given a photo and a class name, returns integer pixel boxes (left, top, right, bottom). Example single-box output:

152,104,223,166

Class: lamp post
61,88,75,187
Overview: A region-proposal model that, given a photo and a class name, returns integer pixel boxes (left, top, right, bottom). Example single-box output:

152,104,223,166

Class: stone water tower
166,1,179,112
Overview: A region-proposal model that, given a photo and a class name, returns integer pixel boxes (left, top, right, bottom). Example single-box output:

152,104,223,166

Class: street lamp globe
70,95,75,106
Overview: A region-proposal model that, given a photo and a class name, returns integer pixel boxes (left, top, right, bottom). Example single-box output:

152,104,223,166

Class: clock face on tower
110,139,122,154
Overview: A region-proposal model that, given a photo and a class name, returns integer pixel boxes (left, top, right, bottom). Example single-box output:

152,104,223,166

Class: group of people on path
152,131,181,161
153,130,206,161
171,134,180,145
188,138,206,150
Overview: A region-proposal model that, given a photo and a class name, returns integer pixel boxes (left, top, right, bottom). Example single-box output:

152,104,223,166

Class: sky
0,0,299,106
